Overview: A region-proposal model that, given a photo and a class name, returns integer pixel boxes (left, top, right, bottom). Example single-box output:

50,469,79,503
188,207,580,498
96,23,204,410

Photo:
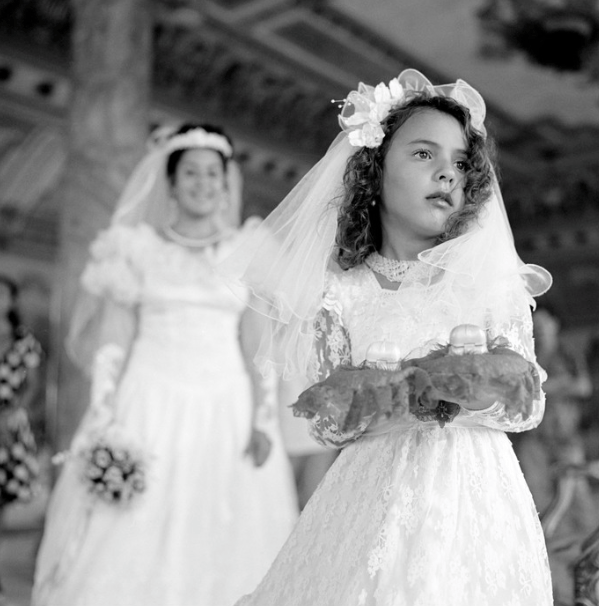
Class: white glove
252,371,278,433
88,343,126,429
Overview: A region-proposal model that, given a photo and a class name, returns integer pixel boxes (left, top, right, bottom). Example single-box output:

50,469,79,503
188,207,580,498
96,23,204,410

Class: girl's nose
435,162,456,184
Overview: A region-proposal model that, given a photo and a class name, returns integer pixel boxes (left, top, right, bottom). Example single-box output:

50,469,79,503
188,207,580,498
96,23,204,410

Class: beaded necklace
365,252,419,283
163,224,233,248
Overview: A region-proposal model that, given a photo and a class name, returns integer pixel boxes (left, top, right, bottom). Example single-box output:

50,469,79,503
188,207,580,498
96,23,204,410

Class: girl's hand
244,428,272,467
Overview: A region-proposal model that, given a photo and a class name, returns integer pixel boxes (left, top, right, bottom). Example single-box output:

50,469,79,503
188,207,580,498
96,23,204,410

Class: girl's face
380,109,468,249
170,148,227,220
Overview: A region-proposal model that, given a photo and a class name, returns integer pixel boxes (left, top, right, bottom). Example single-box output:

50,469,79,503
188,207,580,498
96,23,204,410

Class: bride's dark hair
335,92,496,270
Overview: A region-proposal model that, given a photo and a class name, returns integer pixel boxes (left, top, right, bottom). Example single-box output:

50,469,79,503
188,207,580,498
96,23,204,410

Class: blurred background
1,0,599,604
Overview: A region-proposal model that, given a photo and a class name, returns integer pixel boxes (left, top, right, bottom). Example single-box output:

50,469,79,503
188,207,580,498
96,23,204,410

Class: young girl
223,69,554,605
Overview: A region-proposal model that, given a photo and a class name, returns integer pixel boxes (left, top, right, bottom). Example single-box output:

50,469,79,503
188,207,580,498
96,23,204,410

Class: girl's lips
426,192,453,207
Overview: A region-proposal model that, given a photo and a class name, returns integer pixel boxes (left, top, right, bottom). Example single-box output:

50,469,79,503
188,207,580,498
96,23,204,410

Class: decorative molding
152,21,339,155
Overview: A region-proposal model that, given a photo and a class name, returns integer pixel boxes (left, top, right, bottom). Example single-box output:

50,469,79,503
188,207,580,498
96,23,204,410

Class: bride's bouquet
55,424,147,506
293,325,541,431
80,434,146,505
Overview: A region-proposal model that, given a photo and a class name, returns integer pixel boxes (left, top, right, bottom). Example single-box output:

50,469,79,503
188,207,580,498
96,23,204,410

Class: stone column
51,0,151,451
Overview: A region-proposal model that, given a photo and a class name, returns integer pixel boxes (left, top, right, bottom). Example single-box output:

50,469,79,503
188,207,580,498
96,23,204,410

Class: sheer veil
219,69,552,379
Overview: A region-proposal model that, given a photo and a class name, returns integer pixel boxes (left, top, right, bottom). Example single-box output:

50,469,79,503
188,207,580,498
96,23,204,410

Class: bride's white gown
33,222,298,606
237,266,553,606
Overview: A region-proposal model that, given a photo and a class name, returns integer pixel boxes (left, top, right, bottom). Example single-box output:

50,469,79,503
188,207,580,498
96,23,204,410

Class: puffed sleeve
307,273,366,449
80,224,151,306
458,307,546,433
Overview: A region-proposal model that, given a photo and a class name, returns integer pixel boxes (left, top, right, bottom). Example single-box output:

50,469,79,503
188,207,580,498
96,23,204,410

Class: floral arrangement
0,409,39,507
293,327,540,431
53,425,147,506
78,434,147,505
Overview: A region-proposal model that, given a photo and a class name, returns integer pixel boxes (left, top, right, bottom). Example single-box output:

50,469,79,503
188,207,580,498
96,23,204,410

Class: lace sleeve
307,279,367,449
459,309,546,433
310,295,352,383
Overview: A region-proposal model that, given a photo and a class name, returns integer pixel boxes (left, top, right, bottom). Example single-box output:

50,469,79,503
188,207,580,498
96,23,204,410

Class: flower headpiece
338,69,487,148
147,126,234,158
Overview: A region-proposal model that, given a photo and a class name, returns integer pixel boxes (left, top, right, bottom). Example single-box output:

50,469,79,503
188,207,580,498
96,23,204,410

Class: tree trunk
51,0,151,452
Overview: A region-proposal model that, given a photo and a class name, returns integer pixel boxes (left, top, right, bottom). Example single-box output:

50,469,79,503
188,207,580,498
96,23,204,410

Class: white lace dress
33,223,298,606
238,265,553,606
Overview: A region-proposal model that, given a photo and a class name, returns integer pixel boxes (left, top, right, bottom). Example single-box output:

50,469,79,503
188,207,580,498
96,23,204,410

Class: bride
32,123,298,606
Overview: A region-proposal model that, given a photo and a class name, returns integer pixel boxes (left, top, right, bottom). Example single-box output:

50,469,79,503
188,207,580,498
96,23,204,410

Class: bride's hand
244,428,272,467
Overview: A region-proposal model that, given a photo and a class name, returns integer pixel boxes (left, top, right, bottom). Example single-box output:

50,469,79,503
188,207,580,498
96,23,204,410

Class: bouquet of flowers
54,424,147,506
0,407,39,507
78,433,147,505
293,325,541,431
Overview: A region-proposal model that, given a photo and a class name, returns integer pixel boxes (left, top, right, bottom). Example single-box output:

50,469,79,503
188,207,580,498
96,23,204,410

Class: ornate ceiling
1,0,599,326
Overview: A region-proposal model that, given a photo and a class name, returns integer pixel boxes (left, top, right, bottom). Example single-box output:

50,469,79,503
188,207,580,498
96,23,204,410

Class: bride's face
170,148,228,220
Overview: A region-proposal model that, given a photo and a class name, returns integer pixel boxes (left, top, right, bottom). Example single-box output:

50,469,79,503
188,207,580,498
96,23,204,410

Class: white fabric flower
339,77,405,149
372,79,404,121
348,123,385,149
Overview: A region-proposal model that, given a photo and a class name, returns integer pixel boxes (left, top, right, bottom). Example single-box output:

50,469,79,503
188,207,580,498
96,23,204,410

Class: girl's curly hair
335,92,497,270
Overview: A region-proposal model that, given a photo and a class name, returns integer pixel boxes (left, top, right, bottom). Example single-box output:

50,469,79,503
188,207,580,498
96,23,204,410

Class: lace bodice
78,222,256,381
309,265,546,448
81,222,250,311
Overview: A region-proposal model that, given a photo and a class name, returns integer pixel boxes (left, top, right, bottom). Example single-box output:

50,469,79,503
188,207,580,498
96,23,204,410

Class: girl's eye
415,149,431,160
455,160,468,172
